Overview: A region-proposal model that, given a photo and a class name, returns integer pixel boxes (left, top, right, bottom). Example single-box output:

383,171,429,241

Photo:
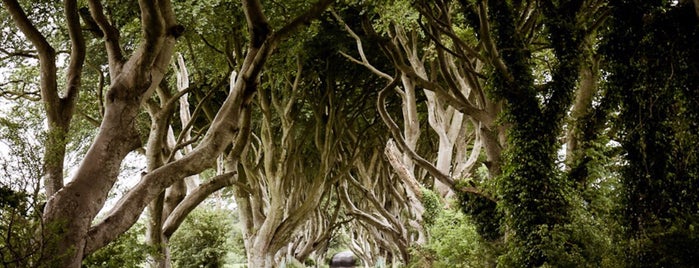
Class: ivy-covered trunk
485,1,589,266
604,1,699,266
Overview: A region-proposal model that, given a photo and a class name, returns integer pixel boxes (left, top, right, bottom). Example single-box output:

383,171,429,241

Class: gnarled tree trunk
3,0,333,266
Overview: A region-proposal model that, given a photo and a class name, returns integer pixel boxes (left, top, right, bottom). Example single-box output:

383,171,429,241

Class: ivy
420,188,441,227
486,0,590,266
457,170,502,241
603,0,699,266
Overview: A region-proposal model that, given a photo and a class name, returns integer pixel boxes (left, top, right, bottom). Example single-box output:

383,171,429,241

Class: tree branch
87,0,124,76
2,0,58,109
331,10,392,81
85,0,330,257
478,0,514,83
137,0,166,65
161,171,238,237
63,0,86,116
377,76,454,185
242,0,271,48
377,76,492,200
0,47,37,59
1,0,54,59
384,140,423,197
274,0,334,42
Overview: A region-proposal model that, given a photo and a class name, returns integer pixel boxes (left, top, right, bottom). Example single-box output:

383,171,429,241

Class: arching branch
377,76,494,201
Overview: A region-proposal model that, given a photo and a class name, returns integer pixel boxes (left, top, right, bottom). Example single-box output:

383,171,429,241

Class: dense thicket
603,0,699,266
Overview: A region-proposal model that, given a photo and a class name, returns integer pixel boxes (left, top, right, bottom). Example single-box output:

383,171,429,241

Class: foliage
419,188,441,227
169,206,239,268
0,99,45,267
603,1,699,266
82,220,151,268
0,99,45,185
411,209,499,268
572,143,625,267
484,1,591,265
339,0,421,34
458,165,502,241
0,187,23,209
225,212,247,265
174,0,246,75
0,190,43,267
459,191,500,241
2,0,698,266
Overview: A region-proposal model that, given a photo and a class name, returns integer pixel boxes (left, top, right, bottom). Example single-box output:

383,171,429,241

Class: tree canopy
1,0,697,267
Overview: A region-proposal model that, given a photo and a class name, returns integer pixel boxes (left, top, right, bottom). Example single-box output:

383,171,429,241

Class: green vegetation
413,209,500,268
1,0,697,267
82,204,245,268
603,0,699,266
83,221,151,268
170,206,244,268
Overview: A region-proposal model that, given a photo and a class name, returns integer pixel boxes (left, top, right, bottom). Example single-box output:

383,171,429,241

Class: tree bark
83,0,331,258
238,71,341,267
1,0,86,198
42,3,175,265
1,0,334,266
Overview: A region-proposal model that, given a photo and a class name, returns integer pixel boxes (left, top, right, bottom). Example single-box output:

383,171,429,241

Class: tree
0,0,333,266
234,58,350,267
1,0,82,201
339,148,414,266
603,0,699,266
456,1,608,265
332,3,497,263
336,0,615,265
3,0,699,267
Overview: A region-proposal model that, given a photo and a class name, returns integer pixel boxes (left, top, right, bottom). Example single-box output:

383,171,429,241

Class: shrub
412,209,499,268
169,206,236,268
83,221,151,267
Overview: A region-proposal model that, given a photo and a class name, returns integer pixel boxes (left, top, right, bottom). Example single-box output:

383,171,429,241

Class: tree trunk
38,0,180,265
142,53,193,268
2,0,332,266
248,252,274,268
146,194,170,268
485,1,591,265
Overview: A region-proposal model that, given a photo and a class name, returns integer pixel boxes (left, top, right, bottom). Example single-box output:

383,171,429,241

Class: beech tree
406,0,608,265
337,0,611,266
233,60,351,267
3,0,699,267
332,3,497,263
1,0,332,266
